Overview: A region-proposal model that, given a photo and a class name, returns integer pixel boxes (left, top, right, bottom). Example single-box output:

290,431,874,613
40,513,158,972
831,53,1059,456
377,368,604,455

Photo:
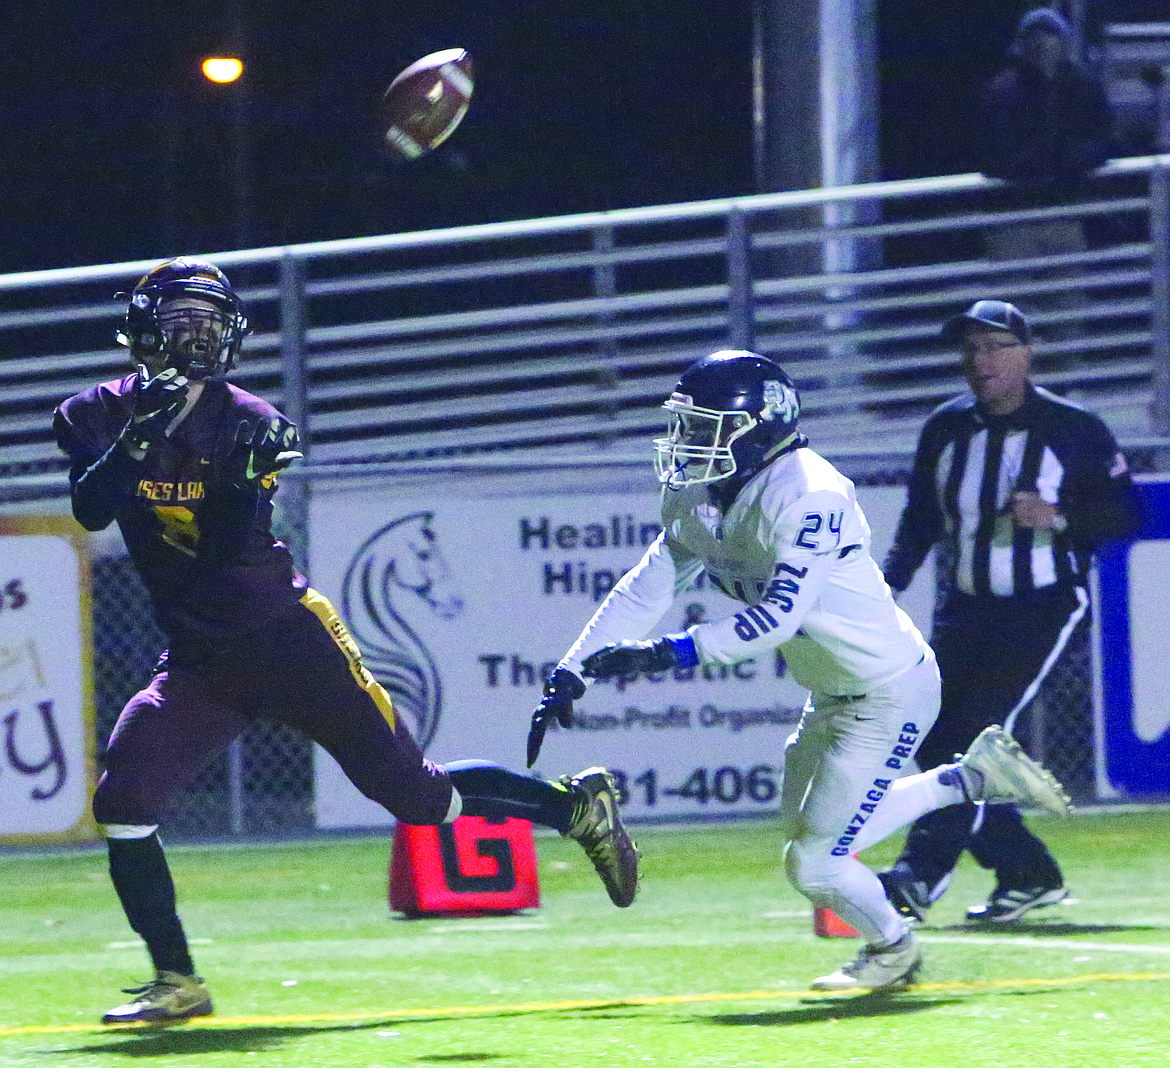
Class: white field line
921,933,1170,955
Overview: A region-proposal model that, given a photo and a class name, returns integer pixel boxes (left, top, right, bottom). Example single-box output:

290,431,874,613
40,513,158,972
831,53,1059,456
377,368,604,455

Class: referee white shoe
810,932,923,992
956,725,1072,816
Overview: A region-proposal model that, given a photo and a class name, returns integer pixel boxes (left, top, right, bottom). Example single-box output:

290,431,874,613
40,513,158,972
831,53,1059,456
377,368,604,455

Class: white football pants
779,652,966,946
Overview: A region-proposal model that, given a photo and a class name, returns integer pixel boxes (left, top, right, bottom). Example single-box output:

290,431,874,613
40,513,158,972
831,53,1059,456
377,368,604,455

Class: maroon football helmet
116,257,250,378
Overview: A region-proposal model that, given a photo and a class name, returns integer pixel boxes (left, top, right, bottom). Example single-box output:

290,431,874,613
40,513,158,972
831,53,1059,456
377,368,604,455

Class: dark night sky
0,2,1160,274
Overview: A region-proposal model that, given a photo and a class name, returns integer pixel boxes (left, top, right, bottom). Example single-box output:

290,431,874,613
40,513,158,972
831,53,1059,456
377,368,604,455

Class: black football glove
225,416,303,488
580,634,699,679
121,364,189,452
526,667,586,767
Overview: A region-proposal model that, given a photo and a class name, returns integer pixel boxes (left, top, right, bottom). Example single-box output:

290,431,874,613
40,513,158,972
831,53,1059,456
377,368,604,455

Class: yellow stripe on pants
300,587,396,730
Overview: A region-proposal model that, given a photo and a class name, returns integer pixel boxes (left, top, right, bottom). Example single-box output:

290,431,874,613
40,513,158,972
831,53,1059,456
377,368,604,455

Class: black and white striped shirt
883,385,1138,599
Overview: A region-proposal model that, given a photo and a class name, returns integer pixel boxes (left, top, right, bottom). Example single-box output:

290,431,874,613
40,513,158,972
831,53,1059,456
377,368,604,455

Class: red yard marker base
389,815,540,916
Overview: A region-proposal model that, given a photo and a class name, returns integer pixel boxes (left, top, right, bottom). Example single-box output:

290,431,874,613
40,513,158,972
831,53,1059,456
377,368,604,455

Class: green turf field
1,808,1167,1067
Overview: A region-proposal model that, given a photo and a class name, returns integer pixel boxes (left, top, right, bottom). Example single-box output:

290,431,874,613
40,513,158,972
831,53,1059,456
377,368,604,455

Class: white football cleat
811,932,922,992
957,725,1071,816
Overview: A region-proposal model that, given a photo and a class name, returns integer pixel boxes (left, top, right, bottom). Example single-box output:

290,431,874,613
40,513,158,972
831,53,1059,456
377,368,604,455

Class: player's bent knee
784,837,846,898
98,823,160,840
366,777,460,826
92,772,168,829
93,790,162,830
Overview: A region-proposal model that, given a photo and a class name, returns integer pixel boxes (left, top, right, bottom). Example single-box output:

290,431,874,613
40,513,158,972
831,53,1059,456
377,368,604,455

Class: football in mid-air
380,47,474,160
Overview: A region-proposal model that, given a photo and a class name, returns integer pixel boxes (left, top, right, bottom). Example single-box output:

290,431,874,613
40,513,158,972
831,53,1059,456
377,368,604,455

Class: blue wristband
663,633,699,668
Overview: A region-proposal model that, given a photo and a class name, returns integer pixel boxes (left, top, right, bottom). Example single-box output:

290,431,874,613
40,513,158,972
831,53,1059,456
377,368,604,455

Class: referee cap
941,300,1031,345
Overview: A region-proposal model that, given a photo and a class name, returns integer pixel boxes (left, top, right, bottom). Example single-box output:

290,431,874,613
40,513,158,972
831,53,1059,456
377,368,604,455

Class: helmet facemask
153,296,243,379
654,395,761,488
117,259,250,379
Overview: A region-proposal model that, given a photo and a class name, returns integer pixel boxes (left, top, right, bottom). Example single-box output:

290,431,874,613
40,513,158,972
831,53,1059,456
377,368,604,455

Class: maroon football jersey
55,374,306,639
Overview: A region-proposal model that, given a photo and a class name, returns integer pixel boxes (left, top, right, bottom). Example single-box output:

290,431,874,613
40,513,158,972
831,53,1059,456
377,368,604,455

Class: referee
878,300,1140,923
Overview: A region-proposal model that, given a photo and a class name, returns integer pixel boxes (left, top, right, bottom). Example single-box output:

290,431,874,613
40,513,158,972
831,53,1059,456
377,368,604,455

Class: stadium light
202,57,244,84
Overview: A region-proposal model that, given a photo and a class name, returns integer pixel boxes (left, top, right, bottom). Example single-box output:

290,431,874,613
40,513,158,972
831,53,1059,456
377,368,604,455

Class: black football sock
107,833,196,977
445,760,577,833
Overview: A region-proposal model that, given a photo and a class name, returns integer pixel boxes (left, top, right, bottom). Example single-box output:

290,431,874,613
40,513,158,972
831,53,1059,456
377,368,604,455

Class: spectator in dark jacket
973,8,1117,341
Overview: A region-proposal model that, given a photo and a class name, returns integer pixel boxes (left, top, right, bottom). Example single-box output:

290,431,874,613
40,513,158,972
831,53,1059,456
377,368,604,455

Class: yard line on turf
2,971,1167,1037
106,938,215,949
921,934,1170,955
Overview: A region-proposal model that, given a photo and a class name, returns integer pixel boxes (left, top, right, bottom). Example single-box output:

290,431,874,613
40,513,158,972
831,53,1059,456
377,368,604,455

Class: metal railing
4,156,1170,503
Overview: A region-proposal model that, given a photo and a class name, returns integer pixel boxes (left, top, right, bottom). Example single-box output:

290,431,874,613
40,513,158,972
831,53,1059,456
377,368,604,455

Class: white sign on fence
308,484,931,827
0,525,93,841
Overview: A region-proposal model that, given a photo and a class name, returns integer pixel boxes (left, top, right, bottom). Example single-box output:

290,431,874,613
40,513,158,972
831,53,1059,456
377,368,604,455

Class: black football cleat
101,971,213,1025
878,868,932,923
562,767,640,907
966,886,1068,923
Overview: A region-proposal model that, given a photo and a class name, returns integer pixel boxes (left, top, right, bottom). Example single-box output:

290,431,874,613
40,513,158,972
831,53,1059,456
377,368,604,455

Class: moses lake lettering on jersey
135,479,206,503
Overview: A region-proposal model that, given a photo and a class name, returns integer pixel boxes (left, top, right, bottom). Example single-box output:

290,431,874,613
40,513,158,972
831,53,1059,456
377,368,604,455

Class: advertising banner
1095,476,1170,797
0,517,95,842
309,483,928,827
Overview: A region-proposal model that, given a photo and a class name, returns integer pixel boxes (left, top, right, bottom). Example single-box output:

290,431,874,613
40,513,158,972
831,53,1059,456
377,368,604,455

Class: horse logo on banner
341,512,464,750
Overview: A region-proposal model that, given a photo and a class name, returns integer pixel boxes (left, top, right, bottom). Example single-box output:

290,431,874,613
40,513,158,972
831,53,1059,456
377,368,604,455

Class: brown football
380,48,474,159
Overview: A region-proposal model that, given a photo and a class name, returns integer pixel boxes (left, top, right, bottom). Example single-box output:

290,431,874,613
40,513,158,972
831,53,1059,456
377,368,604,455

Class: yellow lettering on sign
0,638,45,701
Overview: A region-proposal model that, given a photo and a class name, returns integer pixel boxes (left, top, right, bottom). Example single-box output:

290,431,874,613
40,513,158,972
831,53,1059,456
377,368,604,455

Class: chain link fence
1021,621,1095,800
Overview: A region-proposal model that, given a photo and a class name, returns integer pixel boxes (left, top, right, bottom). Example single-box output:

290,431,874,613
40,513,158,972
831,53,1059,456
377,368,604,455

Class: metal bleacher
3,157,1170,504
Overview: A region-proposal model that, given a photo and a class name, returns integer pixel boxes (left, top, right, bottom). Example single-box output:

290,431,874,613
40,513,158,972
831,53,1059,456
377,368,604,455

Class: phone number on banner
608,764,780,815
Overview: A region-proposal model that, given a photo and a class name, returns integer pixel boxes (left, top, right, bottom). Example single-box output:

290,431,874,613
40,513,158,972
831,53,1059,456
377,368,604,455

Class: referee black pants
892,586,1085,894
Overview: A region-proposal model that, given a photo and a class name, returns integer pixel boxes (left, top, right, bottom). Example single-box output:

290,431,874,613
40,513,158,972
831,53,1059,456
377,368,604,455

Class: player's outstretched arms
63,441,145,532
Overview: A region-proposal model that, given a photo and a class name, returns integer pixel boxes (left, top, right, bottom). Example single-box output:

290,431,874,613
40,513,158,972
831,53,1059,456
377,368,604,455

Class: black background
0,2,1160,273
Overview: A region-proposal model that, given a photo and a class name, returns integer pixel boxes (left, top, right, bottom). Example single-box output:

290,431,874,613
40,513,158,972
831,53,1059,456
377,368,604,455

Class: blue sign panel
1096,477,1170,797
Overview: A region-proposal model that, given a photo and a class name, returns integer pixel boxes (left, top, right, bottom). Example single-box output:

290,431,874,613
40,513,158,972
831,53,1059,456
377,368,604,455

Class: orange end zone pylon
813,906,860,937
813,851,861,937
390,815,540,916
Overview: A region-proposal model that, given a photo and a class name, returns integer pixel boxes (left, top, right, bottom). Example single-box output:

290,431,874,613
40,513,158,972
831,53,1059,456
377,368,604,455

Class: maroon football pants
93,588,454,828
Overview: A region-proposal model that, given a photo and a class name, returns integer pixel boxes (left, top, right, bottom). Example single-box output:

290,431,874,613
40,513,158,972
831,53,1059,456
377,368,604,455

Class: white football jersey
559,447,929,696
